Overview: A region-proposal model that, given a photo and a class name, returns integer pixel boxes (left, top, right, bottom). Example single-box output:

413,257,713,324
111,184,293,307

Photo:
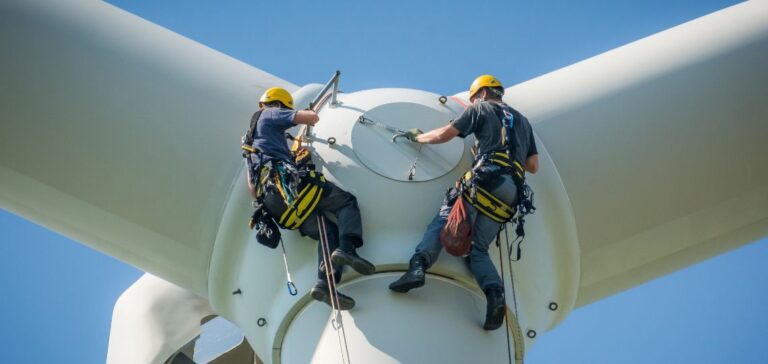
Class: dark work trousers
298,213,342,284
296,181,364,285
414,172,518,291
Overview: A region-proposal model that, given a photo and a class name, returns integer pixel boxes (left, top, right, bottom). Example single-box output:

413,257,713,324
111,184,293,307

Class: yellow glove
404,128,423,142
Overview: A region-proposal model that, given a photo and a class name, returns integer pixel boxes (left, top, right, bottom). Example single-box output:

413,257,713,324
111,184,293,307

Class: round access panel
351,102,464,182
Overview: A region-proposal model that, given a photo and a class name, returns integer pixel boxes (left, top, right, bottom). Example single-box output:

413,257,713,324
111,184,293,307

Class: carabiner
287,281,298,296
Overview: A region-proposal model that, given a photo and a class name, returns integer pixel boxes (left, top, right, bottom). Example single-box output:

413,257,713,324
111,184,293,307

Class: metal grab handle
310,70,341,110
392,132,409,143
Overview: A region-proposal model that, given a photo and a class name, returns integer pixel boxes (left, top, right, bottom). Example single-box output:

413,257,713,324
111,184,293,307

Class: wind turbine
1,0,766,363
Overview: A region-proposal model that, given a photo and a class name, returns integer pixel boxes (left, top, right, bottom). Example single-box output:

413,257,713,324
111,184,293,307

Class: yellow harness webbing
461,152,523,224
277,171,326,229
462,171,516,224
487,152,524,180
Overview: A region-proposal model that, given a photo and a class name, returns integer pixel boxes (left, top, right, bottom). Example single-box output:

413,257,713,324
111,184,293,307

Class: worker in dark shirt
389,76,539,330
246,87,376,310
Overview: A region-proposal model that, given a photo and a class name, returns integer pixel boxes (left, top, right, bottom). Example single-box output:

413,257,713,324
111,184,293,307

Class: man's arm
525,154,539,174
415,124,460,144
294,110,319,126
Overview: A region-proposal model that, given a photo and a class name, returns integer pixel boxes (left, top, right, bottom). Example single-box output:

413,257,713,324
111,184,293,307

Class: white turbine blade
0,0,296,294
507,1,768,306
106,274,215,364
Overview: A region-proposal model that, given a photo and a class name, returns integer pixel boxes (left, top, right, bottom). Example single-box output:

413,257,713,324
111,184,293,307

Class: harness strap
243,153,326,231
461,171,516,224
278,171,326,229
486,152,524,181
242,109,264,146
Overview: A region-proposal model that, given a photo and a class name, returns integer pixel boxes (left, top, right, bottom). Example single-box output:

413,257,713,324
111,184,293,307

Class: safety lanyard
279,238,297,296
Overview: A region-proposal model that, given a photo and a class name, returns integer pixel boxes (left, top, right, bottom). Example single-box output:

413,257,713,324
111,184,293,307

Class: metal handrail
309,70,341,110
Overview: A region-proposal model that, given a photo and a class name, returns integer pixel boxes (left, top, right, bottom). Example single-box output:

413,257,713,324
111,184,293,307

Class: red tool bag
440,195,473,257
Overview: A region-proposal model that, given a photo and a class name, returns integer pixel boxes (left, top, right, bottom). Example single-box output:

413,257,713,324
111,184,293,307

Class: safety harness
241,110,327,237
460,104,536,260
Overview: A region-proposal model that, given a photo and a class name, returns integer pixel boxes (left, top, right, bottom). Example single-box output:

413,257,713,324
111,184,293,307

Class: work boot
311,283,355,310
331,249,376,275
483,287,506,331
388,254,427,293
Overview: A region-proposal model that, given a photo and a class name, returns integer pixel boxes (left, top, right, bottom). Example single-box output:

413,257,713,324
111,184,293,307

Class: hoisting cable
318,214,352,364
279,238,298,296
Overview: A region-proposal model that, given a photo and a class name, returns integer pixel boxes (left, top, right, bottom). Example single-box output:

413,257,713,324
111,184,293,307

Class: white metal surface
279,275,512,363
106,274,215,364
350,94,465,182
208,87,579,362
506,0,768,306
1,0,767,363
0,0,296,295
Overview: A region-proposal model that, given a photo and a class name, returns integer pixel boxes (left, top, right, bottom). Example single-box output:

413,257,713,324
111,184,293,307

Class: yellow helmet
259,87,294,109
468,75,503,100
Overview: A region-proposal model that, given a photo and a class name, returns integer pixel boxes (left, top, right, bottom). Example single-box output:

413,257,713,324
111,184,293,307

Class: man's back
251,108,295,162
451,101,537,169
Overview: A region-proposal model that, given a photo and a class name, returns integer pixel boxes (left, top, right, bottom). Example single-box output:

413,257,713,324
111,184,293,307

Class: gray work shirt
451,101,537,168
250,108,297,162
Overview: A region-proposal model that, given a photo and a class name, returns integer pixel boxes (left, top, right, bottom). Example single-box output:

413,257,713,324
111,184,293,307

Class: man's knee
343,193,358,208
326,183,358,207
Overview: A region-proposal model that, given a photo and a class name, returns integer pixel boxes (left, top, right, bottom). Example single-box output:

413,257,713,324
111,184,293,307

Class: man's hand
404,128,424,142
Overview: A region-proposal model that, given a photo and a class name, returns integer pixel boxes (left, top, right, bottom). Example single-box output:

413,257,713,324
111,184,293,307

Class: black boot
483,287,506,330
389,254,427,293
311,283,356,310
331,249,376,275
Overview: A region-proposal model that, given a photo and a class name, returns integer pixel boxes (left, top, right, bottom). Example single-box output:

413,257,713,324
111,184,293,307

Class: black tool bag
250,206,281,249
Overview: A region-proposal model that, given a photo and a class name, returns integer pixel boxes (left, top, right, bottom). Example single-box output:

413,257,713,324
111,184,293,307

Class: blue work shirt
251,108,297,162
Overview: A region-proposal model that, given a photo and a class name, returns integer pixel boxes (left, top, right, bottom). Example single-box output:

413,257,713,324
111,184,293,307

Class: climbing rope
497,224,526,364
503,223,525,364
502,224,520,321
318,215,352,364
496,228,513,364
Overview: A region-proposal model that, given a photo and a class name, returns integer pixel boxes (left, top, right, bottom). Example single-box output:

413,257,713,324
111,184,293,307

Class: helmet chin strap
473,89,488,103
473,88,504,104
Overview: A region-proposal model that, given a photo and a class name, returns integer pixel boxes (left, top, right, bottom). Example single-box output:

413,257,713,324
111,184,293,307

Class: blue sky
2,0,766,363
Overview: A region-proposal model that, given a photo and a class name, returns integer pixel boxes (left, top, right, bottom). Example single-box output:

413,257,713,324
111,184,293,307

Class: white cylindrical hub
209,88,580,362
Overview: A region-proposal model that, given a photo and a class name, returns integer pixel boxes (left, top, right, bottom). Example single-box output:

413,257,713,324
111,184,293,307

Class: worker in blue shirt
245,87,376,310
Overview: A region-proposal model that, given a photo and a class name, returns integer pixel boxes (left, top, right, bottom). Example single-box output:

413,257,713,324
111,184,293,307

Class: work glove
404,128,423,142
